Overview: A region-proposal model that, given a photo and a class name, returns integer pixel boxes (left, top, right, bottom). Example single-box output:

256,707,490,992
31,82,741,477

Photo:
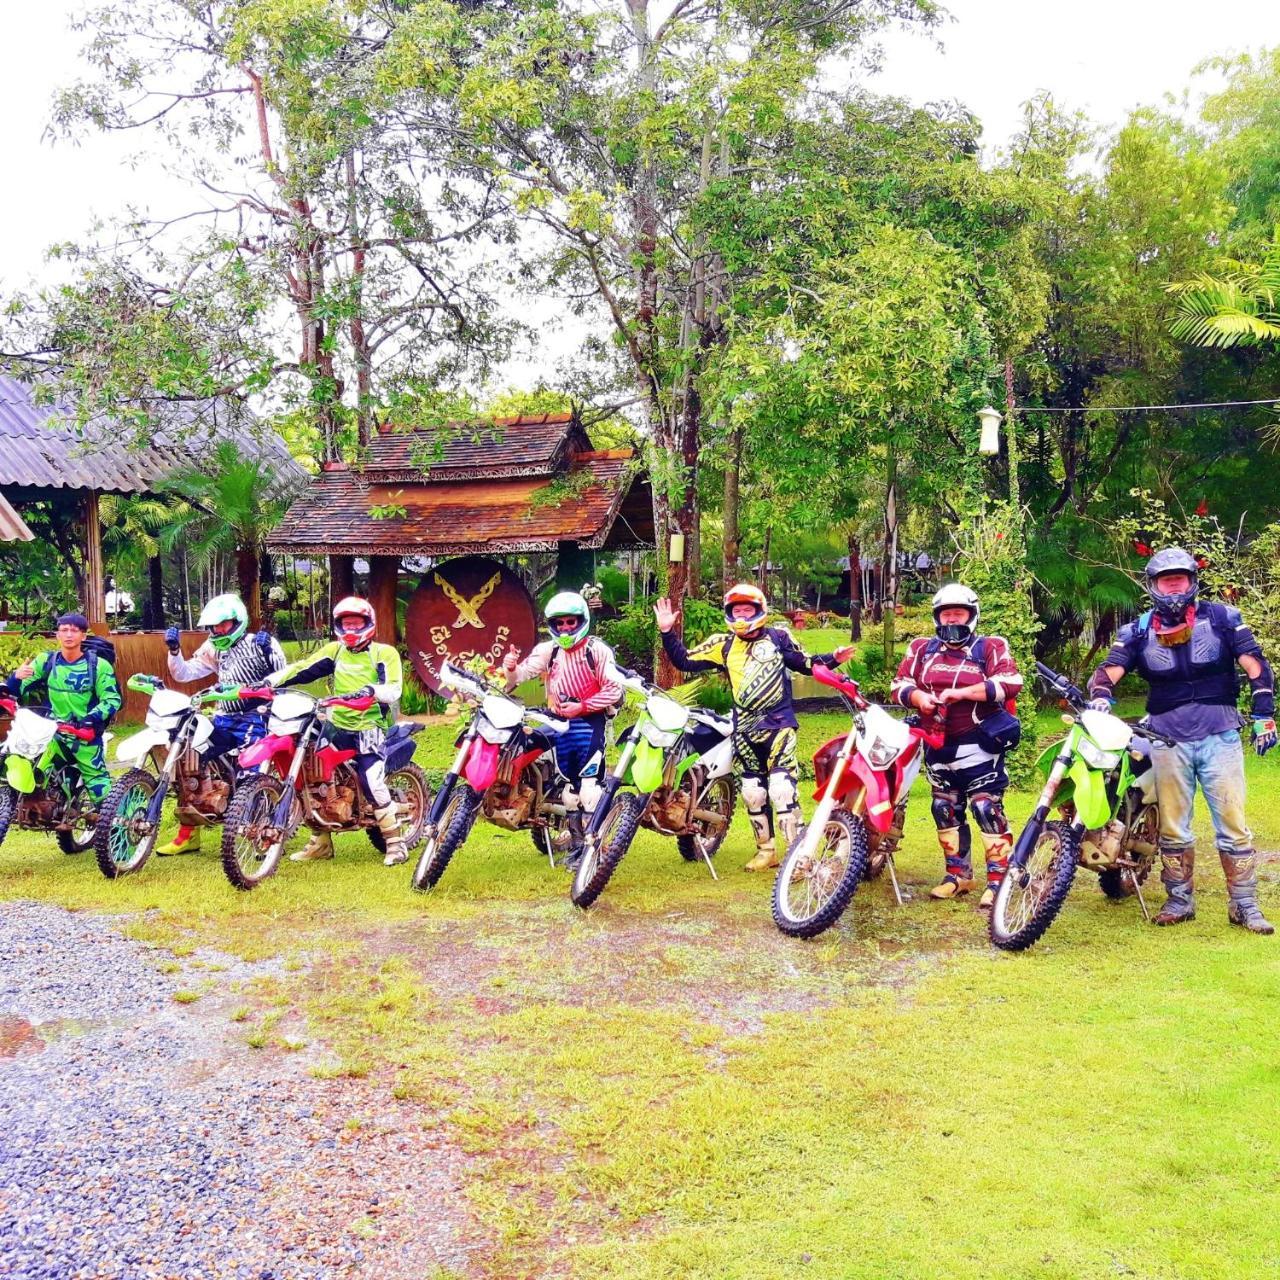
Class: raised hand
501,646,521,674
653,597,678,633
163,626,180,654
831,645,857,665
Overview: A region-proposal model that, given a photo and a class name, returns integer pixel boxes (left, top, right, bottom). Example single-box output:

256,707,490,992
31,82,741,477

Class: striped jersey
891,635,1023,739
169,634,286,689
512,638,622,717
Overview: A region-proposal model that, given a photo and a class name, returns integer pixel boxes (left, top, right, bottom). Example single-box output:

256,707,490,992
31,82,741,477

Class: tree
159,442,293,626
1169,233,1280,348
380,0,939,678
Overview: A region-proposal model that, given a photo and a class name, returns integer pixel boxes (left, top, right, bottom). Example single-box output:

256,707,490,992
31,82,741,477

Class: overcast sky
2,0,1279,385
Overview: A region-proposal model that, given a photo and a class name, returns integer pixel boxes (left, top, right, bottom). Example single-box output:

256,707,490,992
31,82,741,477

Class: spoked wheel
221,774,289,891
677,776,735,862
94,769,161,879
771,808,869,939
0,787,14,851
571,791,645,910
989,820,1080,951
56,795,97,856
370,764,432,856
411,785,480,892
1098,803,1158,899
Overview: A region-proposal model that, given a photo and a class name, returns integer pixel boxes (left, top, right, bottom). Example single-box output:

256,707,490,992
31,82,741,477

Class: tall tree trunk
347,151,373,451
237,546,261,629
847,534,862,641
723,425,742,591
757,525,772,592
147,555,164,630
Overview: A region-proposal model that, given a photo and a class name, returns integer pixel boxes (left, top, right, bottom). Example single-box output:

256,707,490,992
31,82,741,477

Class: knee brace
969,791,1009,836
930,791,963,831
741,772,773,844
579,776,602,814
767,768,799,816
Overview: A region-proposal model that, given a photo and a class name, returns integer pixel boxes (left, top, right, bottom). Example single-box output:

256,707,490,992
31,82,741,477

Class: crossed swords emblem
435,570,502,629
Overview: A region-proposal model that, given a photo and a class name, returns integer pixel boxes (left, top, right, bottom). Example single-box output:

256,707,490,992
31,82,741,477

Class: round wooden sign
404,556,538,694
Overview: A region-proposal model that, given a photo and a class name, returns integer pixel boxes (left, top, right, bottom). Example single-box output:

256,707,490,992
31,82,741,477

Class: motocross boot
562,811,587,872
1220,848,1275,935
1154,844,1195,925
290,831,335,862
741,775,777,871
157,825,201,856
376,803,408,867
929,827,978,899
977,830,1012,910
744,839,780,872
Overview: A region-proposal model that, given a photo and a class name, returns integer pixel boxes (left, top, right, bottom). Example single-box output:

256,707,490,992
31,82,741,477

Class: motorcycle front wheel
0,786,14,850
221,774,289,891
989,820,1080,951
571,790,645,910
94,768,160,879
772,808,869,939
411,784,480,892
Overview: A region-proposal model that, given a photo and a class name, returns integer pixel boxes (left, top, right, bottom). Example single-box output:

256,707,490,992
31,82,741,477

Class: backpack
43,635,118,725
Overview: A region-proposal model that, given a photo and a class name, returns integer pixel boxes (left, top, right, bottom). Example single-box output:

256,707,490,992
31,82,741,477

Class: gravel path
0,902,481,1280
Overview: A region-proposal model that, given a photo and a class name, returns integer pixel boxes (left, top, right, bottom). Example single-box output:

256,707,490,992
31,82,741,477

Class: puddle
0,1014,101,1059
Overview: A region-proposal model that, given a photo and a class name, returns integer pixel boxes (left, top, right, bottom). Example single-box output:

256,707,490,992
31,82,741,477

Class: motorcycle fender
1036,739,1063,779
671,751,699,788
631,738,667,793
1068,756,1112,829
190,716,214,752
838,754,894,833
384,734,416,774
117,728,169,766
6,755,36,795
463,739,500,792
240,734,293,771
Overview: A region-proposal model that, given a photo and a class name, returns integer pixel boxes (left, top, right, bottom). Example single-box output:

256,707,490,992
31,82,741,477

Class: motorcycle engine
485,781,534,831
1079,818,1126,869
647,785,690,835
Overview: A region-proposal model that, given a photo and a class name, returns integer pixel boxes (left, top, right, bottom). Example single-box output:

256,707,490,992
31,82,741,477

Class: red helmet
723,583,768,637
333,596,376,651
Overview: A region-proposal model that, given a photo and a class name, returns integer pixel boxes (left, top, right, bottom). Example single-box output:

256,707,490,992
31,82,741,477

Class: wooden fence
109,631,217,721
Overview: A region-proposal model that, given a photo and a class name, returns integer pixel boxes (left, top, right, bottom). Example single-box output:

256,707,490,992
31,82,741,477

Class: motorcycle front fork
1009,754,1072,878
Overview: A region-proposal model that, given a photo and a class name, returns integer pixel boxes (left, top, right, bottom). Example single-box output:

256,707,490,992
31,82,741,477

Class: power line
1014,397,1280,413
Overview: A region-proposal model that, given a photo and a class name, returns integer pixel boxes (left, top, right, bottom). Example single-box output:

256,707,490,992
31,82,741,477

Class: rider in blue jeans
1089,547,1276,934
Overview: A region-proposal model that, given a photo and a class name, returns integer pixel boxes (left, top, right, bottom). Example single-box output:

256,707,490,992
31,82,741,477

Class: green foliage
0,631,42,677
598,598,722,679
949,501,1042,781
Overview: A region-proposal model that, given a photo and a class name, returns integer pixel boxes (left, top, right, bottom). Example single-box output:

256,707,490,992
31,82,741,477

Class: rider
260,597,408,867
1088,547,1275,934
655,584,856,871
501,591,624,861
891,584,1024,907
6,612,123,806
158,593,286,855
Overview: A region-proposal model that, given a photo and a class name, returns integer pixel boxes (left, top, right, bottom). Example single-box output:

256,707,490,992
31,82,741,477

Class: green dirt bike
570,670,736,910
989,662,1169,952
0,693,108,855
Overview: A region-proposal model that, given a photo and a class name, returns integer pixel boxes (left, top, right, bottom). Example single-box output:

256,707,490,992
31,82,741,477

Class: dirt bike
772,666,945,939
0,695,110,855
571,669,736,909
93,674,257,879
219,688,430,890
410,662,575,890
989,662,1166,952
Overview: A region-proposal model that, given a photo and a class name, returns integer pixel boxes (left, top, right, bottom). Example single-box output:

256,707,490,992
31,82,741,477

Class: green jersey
9,649,122,733
268,641,402,732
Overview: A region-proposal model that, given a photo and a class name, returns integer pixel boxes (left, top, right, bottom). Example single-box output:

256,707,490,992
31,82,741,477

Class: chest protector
1131,604,1239,715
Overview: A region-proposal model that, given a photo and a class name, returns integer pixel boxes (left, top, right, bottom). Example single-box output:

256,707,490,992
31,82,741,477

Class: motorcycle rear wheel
221,774,289,891
676,776,735,862
411,784,480,891
369,763,432,856
772,809,869,939
0,787,13,851
94,768,160,879
990,820,1080,951
571,791,645,910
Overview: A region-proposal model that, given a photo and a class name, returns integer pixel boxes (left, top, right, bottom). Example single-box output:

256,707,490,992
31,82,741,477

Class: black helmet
1145,547,1199,625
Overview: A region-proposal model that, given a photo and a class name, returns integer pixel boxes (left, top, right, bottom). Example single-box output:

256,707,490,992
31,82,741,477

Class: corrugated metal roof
0,491,33,542
366,415,587,480
269,450,653,556
0,373,307,495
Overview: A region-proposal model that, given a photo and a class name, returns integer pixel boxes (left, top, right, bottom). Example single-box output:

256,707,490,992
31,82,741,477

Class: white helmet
931,583,979,647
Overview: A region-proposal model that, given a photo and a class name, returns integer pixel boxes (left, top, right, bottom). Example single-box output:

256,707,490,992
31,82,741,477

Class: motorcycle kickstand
885,851,905,906
540,828,556,868
1129,867,1152,923
699,843,719,882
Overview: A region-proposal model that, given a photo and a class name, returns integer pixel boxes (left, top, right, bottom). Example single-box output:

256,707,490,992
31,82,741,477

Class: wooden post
82,491,107,633
369,555,399,644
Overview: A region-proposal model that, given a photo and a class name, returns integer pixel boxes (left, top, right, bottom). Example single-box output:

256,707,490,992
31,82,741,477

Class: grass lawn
2,707,1278,1278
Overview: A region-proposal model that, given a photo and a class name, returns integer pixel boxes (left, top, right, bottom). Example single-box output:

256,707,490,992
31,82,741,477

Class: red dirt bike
219,688,430,890
410,661,578,890
771,665,944,939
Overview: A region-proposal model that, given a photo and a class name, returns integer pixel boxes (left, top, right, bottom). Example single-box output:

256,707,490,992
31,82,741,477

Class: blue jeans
1150,730,1251,853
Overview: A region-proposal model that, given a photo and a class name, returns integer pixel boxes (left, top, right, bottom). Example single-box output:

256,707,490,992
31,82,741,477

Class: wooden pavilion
268,412,654,642
0,372,304,629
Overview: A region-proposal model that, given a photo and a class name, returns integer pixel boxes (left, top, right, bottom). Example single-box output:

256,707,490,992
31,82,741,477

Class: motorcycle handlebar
58,723,96,741
321,694,376,712
0,696,15,716
1035,661,1087,706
